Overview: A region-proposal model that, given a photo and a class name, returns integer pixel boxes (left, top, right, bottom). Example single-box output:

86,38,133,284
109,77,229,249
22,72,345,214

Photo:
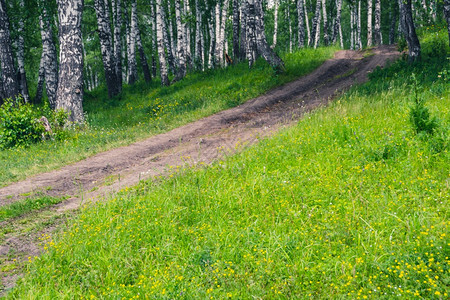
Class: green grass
7,33,449,298
0,47,336,187
0,195,67,222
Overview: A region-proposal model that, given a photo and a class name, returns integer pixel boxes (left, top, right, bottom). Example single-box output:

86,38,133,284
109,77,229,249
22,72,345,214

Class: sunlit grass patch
0,47,337,187
8,38,449,298
0,195,67,222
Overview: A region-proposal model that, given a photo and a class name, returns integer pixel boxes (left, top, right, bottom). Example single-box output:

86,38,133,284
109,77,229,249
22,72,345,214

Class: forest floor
0,45,399,293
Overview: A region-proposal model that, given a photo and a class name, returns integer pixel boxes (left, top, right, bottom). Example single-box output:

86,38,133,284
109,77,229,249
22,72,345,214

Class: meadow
0,47,336,187
7,29,449,298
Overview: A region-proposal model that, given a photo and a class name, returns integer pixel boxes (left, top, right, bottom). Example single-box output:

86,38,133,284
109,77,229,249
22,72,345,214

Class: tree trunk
350,4,355,50
232,0,240,60
94,0,120,97
184,0,192,69
127,0,138,85
389,2,398,44
310,0,321,47
374,0,382,45
322,0,328,45
196,0,204,68
357,0,362,49
297,0,305,48
332,0,343,47
173,0,186,82
246,0,257,66
151,0,157,77
136,25,151,82
0,0,19,101
17,0,29,102
56,0,85,123
163,1,176,74
253,0,284,70
219,0,230,66
287,4,292,52
113,0,123,92
367,0,373,47
240,1,248,60
272,0,278,49
156,0,169,86
39,6,59,109
445,0,450,48
400,0,421,61
303,0,310,45
207,1,216,69
34,53,45,104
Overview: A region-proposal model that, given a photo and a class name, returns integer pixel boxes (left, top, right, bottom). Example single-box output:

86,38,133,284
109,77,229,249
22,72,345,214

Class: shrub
0,97,70,149
408,74,439,135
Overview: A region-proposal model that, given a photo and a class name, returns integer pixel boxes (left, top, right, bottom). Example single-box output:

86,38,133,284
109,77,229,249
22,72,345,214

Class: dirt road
0,46,399,293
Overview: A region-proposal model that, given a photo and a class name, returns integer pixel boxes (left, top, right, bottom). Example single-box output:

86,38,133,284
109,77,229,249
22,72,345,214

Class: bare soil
0,46,399,294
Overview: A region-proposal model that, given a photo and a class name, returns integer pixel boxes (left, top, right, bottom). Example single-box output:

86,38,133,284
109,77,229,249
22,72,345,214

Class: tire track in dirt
0,46,399,293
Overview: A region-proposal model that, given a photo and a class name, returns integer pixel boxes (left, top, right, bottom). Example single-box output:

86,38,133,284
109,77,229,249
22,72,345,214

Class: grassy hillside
8,32,450,298
0,48,336,187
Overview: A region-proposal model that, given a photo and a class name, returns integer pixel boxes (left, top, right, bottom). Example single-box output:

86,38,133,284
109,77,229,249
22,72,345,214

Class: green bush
0,97,70,149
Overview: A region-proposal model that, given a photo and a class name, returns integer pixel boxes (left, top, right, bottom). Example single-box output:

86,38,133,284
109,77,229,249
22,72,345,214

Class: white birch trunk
310,0,321,47
322,0,328,45
374,0,382,45
297,0,305,48
156,0,169,86
303,0,310,45
39,6,59,109
174,0,186,82
272,0,278,49
0,0,19,100
56,0,85,123
357,0,362,49
17,0,29,102
367,0,373,47
113,0,122,91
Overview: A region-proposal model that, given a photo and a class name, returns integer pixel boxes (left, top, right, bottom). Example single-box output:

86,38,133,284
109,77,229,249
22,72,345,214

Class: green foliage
0,98,70,149
0,47,336,187
0,195,66,222
0,98,46,149
420,25,450,59
9,47,449,299
409,96,439,135
409,74,439,135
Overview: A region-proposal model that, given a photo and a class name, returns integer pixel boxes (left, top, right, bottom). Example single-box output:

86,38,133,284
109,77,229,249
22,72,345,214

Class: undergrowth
0,47,336,187
8,32,449,298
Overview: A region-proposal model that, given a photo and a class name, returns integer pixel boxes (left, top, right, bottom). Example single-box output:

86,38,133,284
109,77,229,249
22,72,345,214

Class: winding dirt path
0,46,399,293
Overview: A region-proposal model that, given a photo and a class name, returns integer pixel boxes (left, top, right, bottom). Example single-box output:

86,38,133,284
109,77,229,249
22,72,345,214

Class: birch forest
0,0,449,122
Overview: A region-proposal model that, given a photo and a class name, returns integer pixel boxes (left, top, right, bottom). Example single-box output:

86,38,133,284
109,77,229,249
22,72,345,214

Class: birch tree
332,0,343,48
400,0,421,61
367,0,373,47
232,0,240,60
272,0,278,49
39,4,59,109
322,0,328,45
445,0,450,47
374,0,382,45
127,0,138,84
195,0,204,68
174,0,186,82
156,0,169,86
253,0,284,70
56,0,85,123
297,0,305,48
310,0,322,47
94,0,120,98
112,0,122,92
16,0,29,102
0,0,19,101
